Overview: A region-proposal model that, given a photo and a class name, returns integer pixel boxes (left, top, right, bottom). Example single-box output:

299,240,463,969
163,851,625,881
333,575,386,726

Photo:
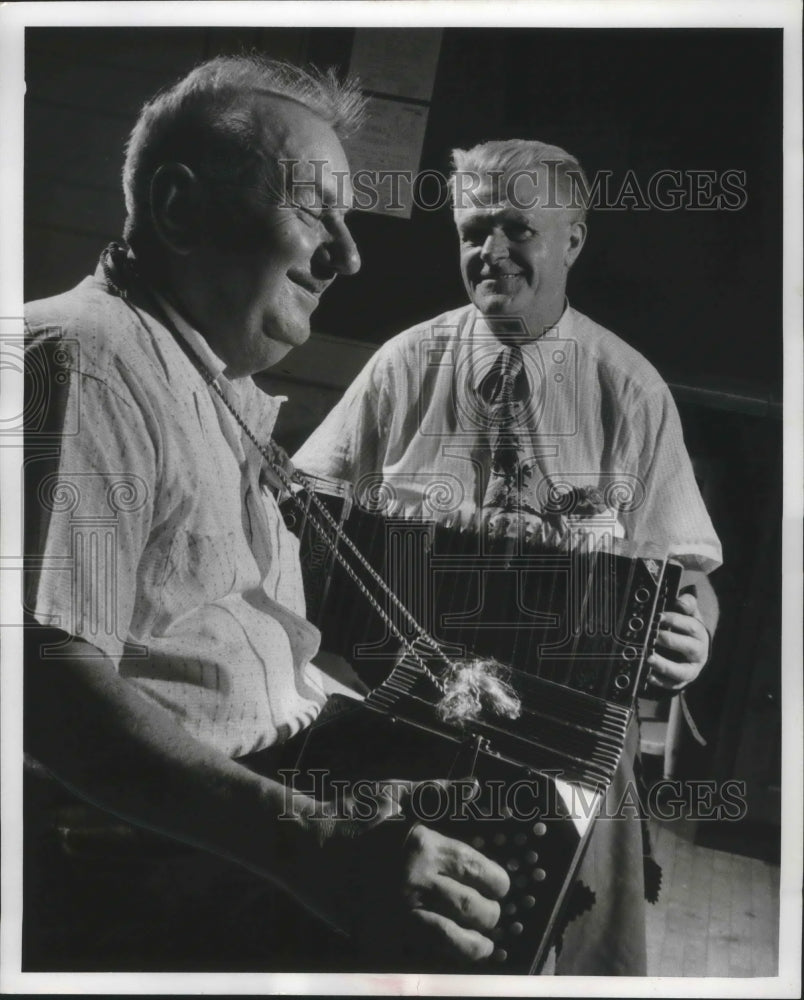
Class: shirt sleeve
25,336,158,664
621,383,722,573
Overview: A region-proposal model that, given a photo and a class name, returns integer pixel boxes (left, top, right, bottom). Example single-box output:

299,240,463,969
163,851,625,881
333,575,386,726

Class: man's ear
149,163,204,255
565,220,587,270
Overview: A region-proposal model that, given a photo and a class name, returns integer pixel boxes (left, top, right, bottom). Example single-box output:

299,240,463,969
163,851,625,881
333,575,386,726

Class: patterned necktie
482,344,526,511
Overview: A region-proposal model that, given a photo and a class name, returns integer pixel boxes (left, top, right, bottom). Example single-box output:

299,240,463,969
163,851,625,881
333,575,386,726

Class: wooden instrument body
282,480,681,972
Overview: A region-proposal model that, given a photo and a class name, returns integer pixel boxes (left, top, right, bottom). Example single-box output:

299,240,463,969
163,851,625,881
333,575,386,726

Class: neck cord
198,362,451,693
100,244,450,694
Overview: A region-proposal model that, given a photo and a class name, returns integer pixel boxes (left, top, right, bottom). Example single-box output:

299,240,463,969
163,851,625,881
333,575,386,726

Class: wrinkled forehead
253,94,353,205
451,164,571,214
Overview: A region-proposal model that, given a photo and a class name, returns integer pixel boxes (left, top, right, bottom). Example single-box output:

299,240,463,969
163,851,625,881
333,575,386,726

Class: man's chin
472,291,518,316
259,325,312,370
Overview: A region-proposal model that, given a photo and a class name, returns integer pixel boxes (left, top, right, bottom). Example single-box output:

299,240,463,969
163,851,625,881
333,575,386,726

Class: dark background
26,26,782,393
24,26,784,840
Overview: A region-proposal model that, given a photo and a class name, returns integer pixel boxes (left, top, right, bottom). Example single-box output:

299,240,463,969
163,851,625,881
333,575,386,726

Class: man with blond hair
295,138,722,974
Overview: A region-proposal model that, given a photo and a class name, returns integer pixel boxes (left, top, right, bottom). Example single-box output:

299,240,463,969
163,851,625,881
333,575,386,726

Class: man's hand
26,635,508,968
354,820,509,965
647,591,711,691
280,780,510,966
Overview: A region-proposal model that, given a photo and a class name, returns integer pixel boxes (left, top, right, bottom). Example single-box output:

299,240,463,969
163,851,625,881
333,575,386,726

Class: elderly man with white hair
295,138,722,974
23,56,511,972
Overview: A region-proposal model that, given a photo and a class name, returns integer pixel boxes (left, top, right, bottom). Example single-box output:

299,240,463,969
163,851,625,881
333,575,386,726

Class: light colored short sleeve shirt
294,304,722,573
25,274,326,757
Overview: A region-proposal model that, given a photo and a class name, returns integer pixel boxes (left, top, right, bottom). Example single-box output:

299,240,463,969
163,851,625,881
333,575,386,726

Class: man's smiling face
193,96,360,377
453,170,586,338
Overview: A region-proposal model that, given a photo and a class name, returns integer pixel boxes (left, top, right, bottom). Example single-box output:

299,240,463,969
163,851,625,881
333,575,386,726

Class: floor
645,816,780,977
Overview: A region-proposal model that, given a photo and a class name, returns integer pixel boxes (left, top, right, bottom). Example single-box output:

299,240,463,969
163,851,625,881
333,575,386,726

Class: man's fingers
660,609,705,636
408,907,495,962
434,830,510,899
404,824,510,899
647,651,699,690
427,873,502,932
654,626,702,661
674,591,700,616
376,778,458,822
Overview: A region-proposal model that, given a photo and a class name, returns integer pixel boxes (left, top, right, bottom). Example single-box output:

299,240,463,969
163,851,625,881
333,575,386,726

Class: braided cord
198,367,450,693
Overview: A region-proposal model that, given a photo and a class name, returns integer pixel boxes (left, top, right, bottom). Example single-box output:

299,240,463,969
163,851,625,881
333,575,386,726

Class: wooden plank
728,853,756,976
682,833,713,976
645,902,667,976
749,857,779,976
706,846,733,977
657,899,687,977
658,828,694,976
682,936,708,978
647,818,781,978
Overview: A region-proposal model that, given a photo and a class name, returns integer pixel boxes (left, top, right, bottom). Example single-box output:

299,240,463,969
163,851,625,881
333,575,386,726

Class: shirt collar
469,300,574,391
153,290,228,382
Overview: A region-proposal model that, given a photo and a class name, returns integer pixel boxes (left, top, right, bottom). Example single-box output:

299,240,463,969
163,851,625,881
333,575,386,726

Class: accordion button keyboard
507,858,520,872
510,922,524,936
532,822,547,836
525,850,539,864
502,902,517,917
532,868,547,882
521,894,536,909
493,948,508,963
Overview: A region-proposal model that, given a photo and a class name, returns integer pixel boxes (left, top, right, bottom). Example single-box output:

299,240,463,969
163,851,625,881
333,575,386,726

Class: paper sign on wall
345,29,443,219
342,96,430,220
349,28,442,102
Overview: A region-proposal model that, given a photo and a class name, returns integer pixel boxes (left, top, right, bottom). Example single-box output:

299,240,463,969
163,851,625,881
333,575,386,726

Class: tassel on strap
436,658,522,726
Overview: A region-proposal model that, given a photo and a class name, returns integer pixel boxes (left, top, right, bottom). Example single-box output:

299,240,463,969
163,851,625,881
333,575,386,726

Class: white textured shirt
25,272,326,757
294,304,722,572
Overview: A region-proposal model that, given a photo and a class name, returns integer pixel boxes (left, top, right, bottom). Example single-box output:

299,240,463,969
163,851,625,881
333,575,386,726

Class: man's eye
460,229,486,246
505,223,535,241
294,203,325,226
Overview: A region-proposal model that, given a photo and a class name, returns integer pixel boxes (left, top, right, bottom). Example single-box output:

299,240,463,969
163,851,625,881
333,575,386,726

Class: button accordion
282,476,680,973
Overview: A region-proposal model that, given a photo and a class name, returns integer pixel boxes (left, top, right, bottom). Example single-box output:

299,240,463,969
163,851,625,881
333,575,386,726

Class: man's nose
480,230,509,263
323,218,362,276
